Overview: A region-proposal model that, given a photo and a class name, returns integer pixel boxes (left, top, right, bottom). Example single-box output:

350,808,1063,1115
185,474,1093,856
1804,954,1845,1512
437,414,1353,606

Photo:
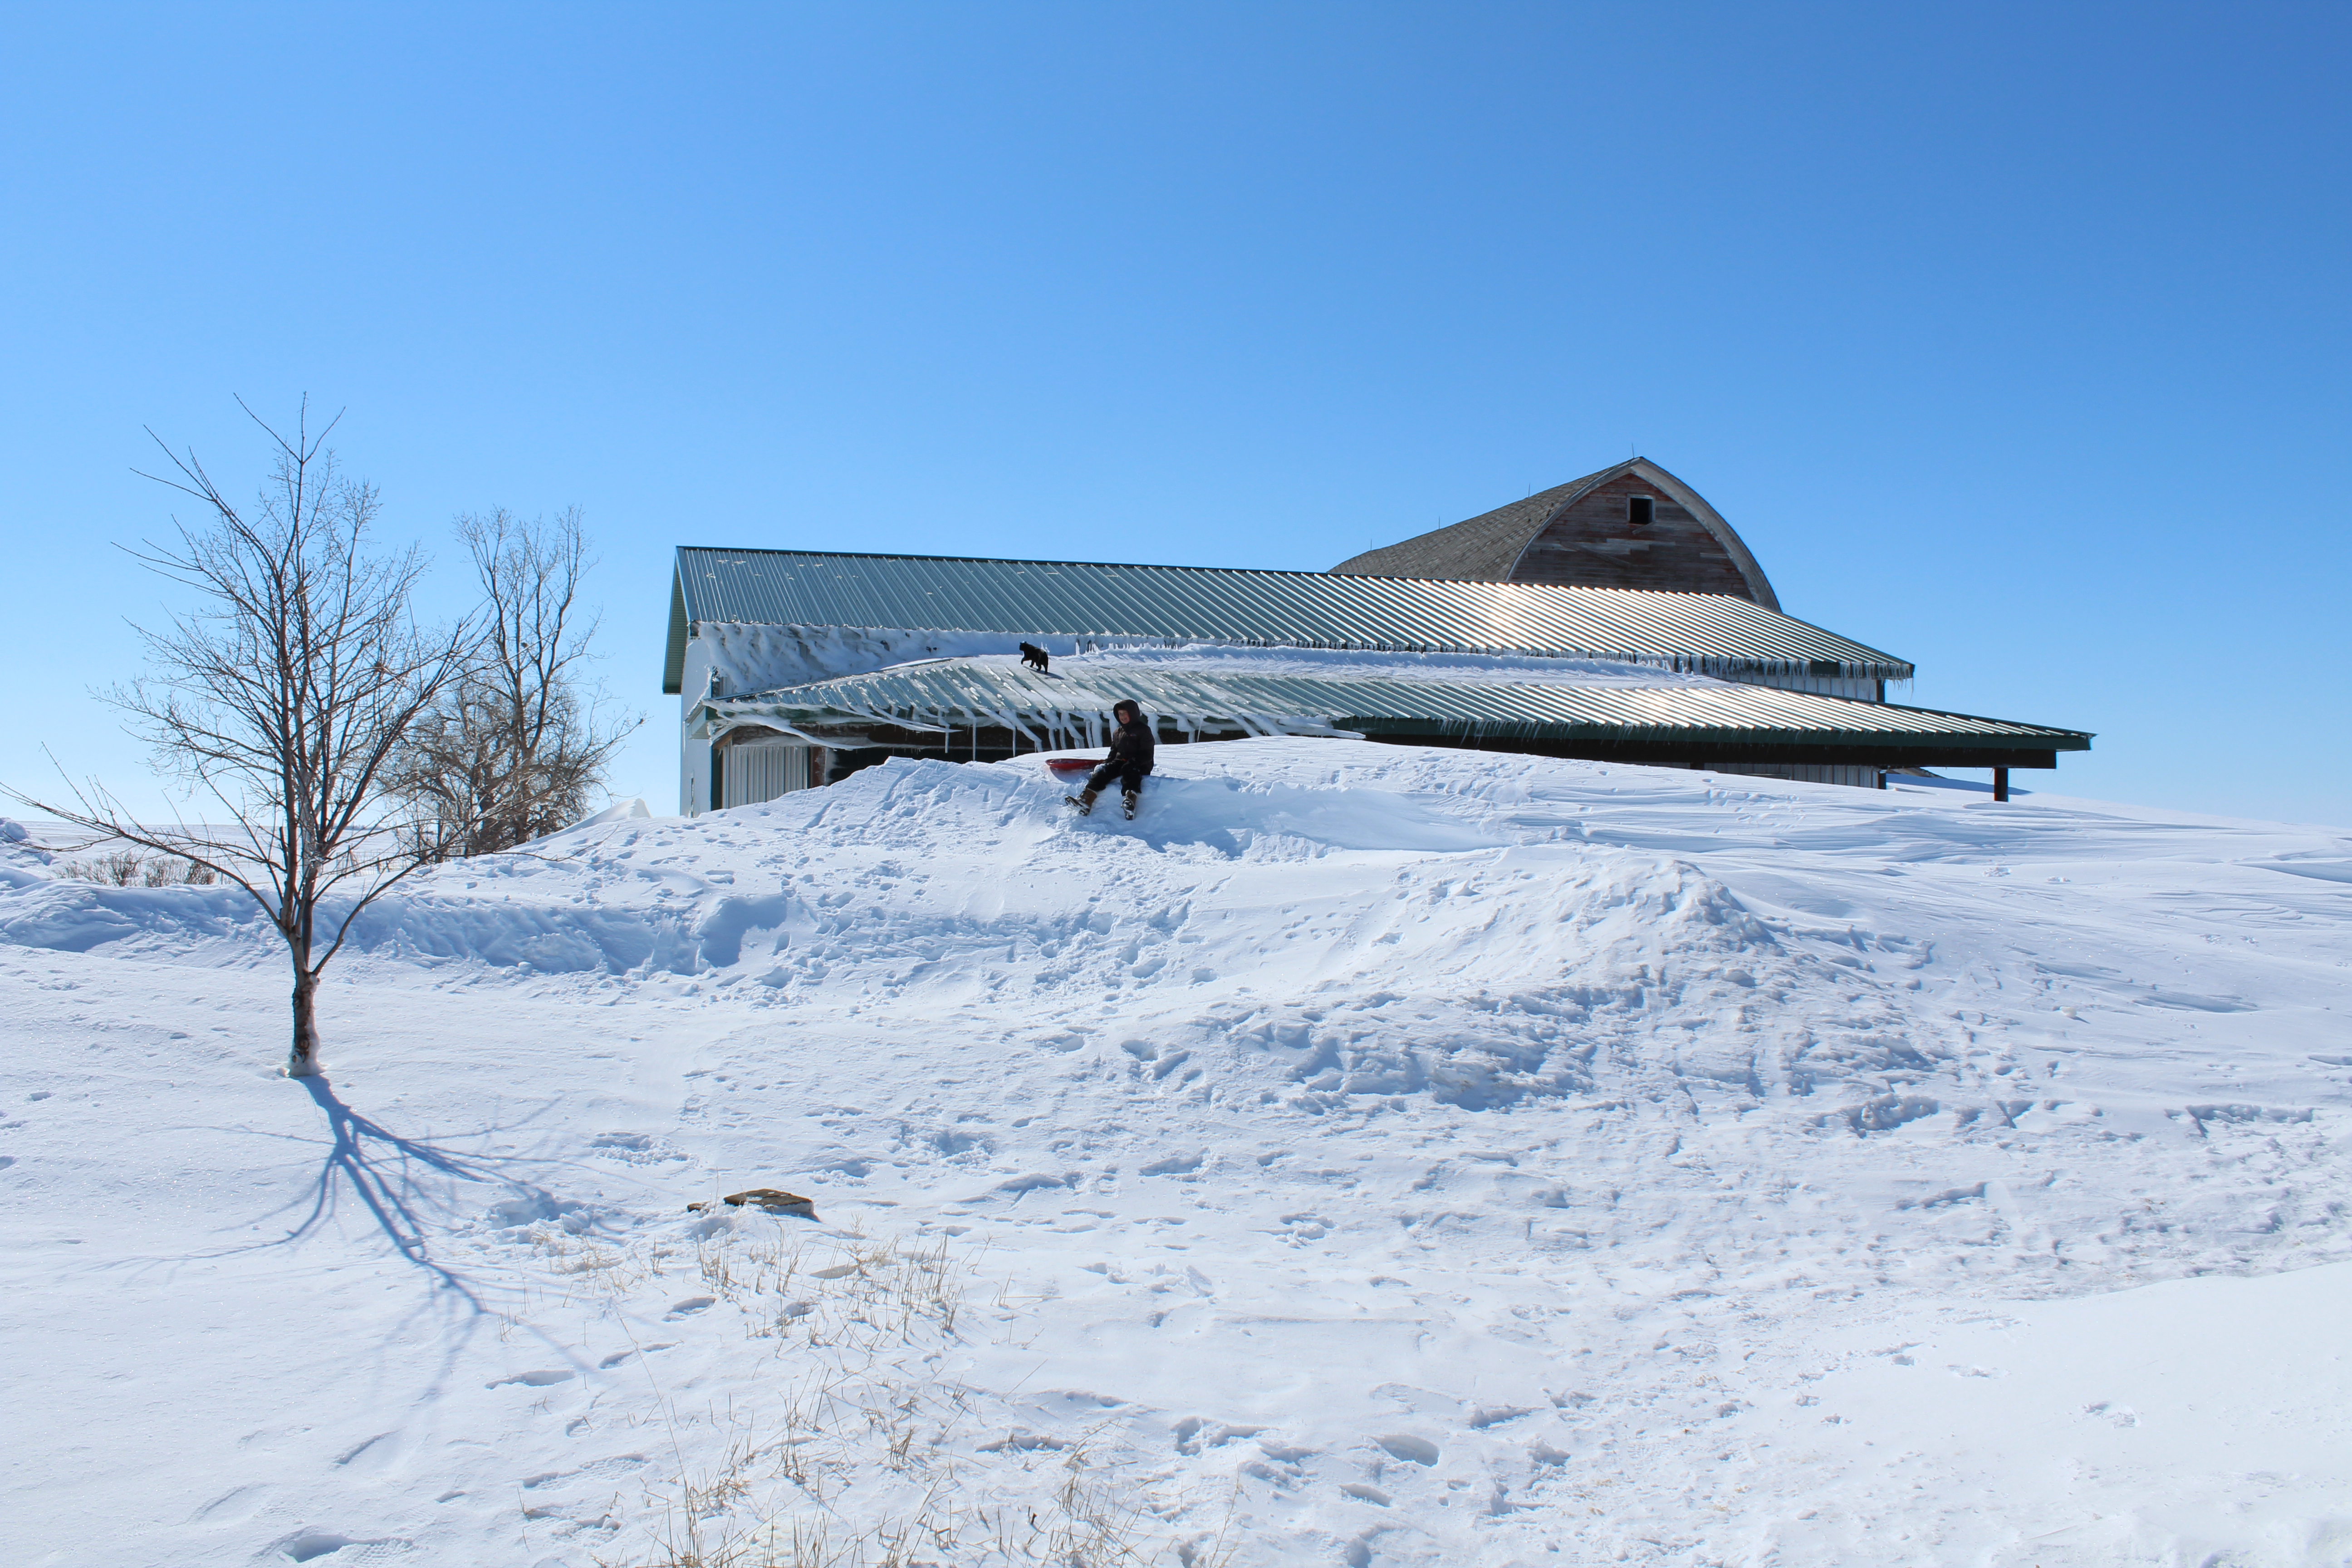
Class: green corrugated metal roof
664,547,1913,693
697,659,2089,752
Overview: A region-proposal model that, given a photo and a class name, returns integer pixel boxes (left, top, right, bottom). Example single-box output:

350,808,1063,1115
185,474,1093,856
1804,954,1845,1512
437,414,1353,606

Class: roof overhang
690,656,2089,762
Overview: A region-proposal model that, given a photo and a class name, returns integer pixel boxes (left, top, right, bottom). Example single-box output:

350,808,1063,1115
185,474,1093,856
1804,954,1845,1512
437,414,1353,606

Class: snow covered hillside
3,740,2349,1567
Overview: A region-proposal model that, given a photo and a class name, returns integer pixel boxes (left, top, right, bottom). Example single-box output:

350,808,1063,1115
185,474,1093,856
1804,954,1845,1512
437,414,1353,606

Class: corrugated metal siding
671,548,1913,684
720,741,810,808
1736,670,1883,701
699,661,2088,752
1711,762,1883,788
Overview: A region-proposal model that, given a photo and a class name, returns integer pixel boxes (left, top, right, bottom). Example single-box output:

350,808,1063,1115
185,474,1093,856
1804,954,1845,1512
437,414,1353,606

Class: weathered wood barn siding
1331,457,1778,608
1510,471,1756,599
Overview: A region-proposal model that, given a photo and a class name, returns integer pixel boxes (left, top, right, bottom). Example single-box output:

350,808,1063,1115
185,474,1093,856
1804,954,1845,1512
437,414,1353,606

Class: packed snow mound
4,738,2351,1567
564,794,653,830
0,816,51,882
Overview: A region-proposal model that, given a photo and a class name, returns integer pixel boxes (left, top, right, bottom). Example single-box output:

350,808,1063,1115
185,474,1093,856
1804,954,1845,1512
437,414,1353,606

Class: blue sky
3,3,2346,825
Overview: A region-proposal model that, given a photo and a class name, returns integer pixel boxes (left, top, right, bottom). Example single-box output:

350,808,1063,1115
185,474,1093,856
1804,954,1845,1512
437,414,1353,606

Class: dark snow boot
1122,789,1140,820
1066,789,1099,816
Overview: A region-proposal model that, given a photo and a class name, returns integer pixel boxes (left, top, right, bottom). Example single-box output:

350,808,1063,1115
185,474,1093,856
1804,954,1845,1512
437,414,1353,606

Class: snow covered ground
3,739,2348,1568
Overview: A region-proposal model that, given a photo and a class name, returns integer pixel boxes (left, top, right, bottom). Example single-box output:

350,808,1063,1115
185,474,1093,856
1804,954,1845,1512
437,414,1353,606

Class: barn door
721,742,812,808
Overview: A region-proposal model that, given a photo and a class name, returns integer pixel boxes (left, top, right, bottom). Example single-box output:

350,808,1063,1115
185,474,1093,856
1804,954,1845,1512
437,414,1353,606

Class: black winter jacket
1105,717,1156,774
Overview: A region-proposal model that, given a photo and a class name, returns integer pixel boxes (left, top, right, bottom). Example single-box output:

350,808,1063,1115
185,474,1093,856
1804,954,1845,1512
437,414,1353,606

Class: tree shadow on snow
284,1074,511,1304
104,1078,594,1405
175,1078,575,1312
275,1077,585,1392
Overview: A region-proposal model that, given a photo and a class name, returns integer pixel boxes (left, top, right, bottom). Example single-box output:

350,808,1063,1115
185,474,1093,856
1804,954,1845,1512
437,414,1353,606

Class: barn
663,462,2089,813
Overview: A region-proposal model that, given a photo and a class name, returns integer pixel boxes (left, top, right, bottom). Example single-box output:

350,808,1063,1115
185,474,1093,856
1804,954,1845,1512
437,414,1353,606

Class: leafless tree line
387,506,634,858
3,400,637,1076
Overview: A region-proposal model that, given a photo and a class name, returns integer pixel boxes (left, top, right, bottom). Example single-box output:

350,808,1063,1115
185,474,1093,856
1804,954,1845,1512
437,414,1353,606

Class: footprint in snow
665,1296,716,1318
487,1369,575,1388
522,1454,651,1489
1375,1434,1440,1465
275,1531,411,1563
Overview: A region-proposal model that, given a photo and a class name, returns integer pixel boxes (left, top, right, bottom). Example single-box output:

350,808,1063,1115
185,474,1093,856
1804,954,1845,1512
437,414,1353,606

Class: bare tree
390,507,640,858
4,401,469,1077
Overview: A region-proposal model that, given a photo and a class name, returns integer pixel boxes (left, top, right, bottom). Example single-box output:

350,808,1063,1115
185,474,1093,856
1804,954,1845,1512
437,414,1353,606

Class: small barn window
1627,495,1654,526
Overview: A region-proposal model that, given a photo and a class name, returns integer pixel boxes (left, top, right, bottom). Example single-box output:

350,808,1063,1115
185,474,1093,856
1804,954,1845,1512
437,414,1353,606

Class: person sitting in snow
1070,700,1155,818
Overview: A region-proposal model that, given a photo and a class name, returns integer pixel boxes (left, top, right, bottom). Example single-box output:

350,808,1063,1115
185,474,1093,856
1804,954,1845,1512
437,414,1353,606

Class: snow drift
2,740,2349,1567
